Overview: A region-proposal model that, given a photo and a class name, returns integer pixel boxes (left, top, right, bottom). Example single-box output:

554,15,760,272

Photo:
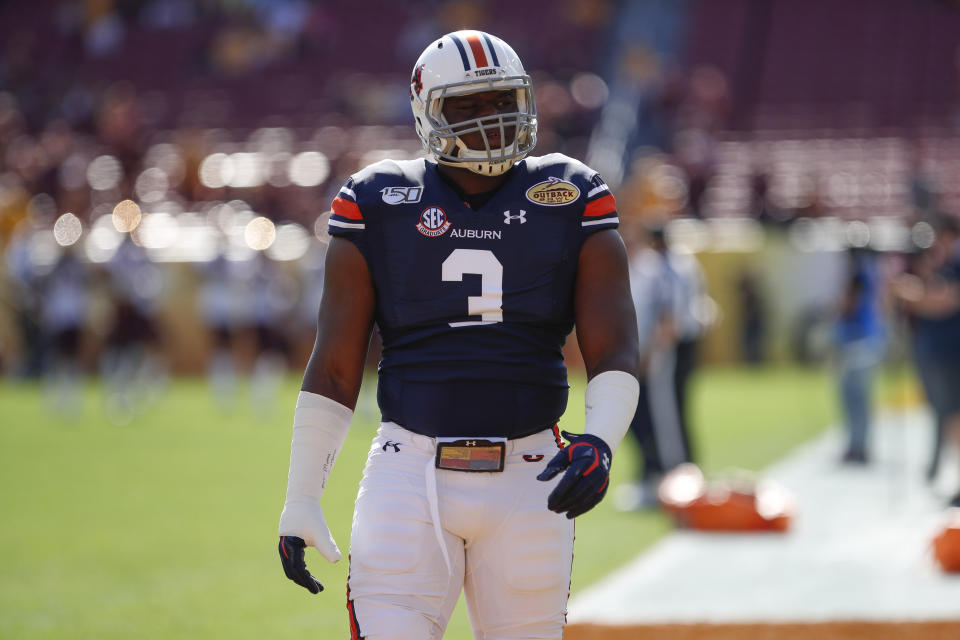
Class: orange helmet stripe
466,34,489,68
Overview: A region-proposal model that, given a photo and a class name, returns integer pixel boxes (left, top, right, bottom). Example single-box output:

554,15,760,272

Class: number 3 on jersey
442,249,503,327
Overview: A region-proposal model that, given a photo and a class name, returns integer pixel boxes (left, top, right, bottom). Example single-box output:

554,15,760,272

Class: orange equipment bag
657,464,793,532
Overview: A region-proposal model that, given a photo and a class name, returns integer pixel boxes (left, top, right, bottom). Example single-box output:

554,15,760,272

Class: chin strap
441,138,516,176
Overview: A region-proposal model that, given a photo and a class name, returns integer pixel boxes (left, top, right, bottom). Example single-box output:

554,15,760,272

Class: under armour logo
465,440,477,446
503,209,527,224
382,441,401,452
601,452,610,470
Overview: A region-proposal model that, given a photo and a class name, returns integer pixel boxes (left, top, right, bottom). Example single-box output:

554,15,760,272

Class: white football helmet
410,30,537,176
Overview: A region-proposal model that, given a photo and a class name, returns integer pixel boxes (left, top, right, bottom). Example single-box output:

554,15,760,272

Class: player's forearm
575,289,640,379
584,350,640,381
301,362,364,410
578,309,640,380
300,334,370,410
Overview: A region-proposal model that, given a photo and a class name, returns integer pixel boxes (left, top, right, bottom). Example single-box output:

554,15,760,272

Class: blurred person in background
276,30,639,639
198,248,241,411
736,269,767,365
832,247,887,465
294,238,327,347
891,216,960,503
616,220,679,510
248,252,298,416
3,221,44,378
655,224,714,467
101,236,167,423
40,246,89,414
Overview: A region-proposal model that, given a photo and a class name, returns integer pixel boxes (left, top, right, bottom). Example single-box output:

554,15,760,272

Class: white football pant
347,422,574,640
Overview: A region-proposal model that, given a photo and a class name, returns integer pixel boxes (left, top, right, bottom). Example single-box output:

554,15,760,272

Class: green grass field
0,364,849,639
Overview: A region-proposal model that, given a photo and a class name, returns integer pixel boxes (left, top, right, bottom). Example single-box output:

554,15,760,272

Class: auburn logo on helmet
411,64,424,99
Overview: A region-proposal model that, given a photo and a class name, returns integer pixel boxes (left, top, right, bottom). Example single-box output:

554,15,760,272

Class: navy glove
536,431,612,519
279,535,324,594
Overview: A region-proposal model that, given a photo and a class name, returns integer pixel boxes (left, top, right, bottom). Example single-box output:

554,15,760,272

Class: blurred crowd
0,0,621,418
0,0,959,437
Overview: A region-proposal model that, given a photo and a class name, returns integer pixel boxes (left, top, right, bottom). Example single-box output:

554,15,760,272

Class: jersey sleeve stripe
329,219,365,230
332,196,363,220
586,184,610,199
582,216,619,227
583,193,617,217
339,186,357,200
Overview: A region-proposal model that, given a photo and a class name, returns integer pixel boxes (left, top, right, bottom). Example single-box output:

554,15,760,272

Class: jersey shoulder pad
522,154,617,228
350,159,428,210
330,159,427,233
523,153,594,183
350,158,426,198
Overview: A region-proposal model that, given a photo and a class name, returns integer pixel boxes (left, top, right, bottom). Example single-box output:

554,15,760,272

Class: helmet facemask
424,76,537,176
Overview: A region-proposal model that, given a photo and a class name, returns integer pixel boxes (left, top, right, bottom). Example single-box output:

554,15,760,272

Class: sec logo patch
525,178,580,206
416,206,451,237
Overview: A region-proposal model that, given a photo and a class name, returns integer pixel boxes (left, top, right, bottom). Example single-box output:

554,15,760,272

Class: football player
278,30,640,639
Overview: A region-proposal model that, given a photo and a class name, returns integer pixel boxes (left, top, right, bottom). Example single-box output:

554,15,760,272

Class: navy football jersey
328,154,619,438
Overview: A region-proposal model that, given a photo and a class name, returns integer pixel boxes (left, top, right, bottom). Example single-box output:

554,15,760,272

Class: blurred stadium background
1,0,959,638
2,0,958,378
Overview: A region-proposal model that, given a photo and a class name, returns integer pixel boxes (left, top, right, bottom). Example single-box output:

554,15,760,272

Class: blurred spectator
40,246,89,414
617,151,688,226
672,128,716,220
197,249,241,410
748,169,775,224
736,269,767,366
616,220,678,510
246,252,298,415
295,238,328,353
675,65,731,134
891,216,960,499
907,143,942,224
832,248,887,465
659,226,715,466
2,222,44,377
101,236,167,423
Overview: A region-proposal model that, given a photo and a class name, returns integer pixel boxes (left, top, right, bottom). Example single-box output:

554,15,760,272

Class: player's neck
436,163,510,195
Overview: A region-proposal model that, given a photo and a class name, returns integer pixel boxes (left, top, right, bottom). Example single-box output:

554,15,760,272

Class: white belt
424,457,453,577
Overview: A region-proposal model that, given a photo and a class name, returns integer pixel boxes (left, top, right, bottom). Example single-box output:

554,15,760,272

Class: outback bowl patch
525,178,580,206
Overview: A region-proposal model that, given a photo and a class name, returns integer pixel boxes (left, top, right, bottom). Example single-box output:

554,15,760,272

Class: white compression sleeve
278,391,353,562
583,370,640,456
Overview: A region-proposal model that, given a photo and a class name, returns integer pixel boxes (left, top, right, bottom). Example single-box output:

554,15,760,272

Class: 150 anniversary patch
525,177,580,206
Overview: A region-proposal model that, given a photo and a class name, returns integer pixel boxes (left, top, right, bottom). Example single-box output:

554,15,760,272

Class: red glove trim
567,442,600,476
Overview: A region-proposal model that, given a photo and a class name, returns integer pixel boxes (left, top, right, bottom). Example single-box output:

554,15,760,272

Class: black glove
279,536,324,594
537,431,612,519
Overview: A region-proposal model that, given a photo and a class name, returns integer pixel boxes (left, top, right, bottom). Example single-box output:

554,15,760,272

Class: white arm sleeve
278,391,353,563
583,370,640,456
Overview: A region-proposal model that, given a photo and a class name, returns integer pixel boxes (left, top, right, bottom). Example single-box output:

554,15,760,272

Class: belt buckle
435,438,507,472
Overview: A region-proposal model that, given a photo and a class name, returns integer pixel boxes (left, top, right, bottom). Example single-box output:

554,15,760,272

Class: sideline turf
0,365,841,639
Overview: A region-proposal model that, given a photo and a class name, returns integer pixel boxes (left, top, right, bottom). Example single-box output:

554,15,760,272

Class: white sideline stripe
587,184,609,198
567,408,960,625
339,187,356,199
329,220,364,230
582,217,618,227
